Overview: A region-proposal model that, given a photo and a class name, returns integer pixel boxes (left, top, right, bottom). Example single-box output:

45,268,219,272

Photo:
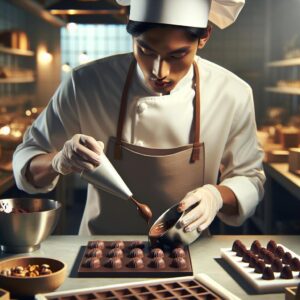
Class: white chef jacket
13,53,265,231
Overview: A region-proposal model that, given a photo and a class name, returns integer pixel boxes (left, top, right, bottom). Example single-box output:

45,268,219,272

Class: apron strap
114,58,137,159
191,61,201,162
114,58,201,162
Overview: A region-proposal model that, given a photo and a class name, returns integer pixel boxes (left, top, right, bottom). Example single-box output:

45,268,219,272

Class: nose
152,56,170,79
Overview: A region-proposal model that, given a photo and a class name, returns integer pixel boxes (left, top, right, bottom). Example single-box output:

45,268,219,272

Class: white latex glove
52,134,104,175
178,184,223,232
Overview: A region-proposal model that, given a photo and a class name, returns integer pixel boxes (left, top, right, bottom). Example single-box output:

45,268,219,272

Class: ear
198,25,212,49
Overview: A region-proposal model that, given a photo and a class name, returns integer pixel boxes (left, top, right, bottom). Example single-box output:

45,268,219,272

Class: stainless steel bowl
149,203,201,246
0,198,61,253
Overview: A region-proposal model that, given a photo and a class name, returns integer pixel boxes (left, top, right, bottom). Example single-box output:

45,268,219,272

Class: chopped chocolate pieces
262,267,275,280
280,266,293,279
271,258,283,272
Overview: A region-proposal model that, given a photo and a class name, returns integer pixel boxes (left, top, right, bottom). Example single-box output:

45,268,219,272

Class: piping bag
80,152,152,224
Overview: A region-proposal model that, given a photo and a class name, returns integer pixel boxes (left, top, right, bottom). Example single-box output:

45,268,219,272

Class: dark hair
126,20,208,41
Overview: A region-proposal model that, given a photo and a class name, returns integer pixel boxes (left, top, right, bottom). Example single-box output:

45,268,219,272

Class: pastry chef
13,0,265,235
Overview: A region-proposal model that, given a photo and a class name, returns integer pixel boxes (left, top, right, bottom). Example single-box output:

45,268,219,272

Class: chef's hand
177,185,223,232
52,134,104,175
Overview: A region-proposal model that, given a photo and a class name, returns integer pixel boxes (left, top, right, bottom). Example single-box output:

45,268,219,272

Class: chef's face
133,26,209,94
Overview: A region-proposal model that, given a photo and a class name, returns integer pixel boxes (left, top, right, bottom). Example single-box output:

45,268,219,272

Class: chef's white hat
116,0,245,29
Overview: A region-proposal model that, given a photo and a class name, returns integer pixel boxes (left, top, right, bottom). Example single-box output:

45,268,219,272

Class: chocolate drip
129,196,153,224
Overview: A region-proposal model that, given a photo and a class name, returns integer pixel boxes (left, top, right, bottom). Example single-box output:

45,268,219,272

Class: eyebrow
136,39,190,55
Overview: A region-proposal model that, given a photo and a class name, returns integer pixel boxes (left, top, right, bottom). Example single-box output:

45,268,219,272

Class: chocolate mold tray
77,240,193,278
221,241,300,293
36,274,241,300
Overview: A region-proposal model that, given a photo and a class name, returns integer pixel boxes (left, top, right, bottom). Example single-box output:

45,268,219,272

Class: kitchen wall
199,0,267,125
0,0,61,107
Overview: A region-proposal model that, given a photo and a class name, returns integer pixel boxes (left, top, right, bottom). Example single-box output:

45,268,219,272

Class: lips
150,79,172,89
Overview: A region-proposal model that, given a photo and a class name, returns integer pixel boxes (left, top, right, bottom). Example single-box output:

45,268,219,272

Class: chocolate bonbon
271,258,283,272
280,266,293,279
290,257,300,271
266,240,277,253
262,267,275,280
282,252,293,264
78,240,193,277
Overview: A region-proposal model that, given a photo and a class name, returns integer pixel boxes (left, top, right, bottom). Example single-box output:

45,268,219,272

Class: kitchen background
0,0,299,235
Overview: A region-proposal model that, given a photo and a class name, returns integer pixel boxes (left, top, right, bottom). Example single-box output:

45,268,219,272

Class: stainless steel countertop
1,235,299,299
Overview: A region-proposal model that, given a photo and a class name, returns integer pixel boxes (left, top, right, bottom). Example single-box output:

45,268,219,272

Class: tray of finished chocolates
77,240,193,278
221,239,300,293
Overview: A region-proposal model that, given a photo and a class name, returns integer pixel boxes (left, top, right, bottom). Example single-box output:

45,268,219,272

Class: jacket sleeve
217,87,266,226
13,71,81,193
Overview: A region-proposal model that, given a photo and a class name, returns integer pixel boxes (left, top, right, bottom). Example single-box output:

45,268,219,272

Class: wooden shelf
265,86,300,95
0,45,34,56
0,77,35,84
267,57,300,67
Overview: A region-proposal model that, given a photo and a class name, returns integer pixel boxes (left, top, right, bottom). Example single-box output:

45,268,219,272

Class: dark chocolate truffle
127,258,144,269
280,266,293,279
129,241,145,249
258,247,268,259
282,252,293,264
83,257,101,268
129,248,144,258
262,267,275,280
150,248,164,258
105,257,122,269
85,249,103,258
248,254,258,268
110,241,125,249
150,257,166,269
274,246,285,259
266,240,277,253
264,251,275,264
242,250,252,263
171,257,187,269
250,240,261,254
255,260,265,274
88,240,105,249
290,257,300,271
171,248,186,258
107,248,124,258
271,258,283,272
232,240,244,252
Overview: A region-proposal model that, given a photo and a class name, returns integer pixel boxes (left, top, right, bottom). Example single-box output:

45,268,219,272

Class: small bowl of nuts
0,256,67,297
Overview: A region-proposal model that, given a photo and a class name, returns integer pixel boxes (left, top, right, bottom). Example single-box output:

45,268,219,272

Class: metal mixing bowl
149,203,201,246
0,198,61,253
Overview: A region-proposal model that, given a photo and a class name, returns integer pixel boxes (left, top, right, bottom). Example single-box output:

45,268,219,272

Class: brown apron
87,59,205,234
